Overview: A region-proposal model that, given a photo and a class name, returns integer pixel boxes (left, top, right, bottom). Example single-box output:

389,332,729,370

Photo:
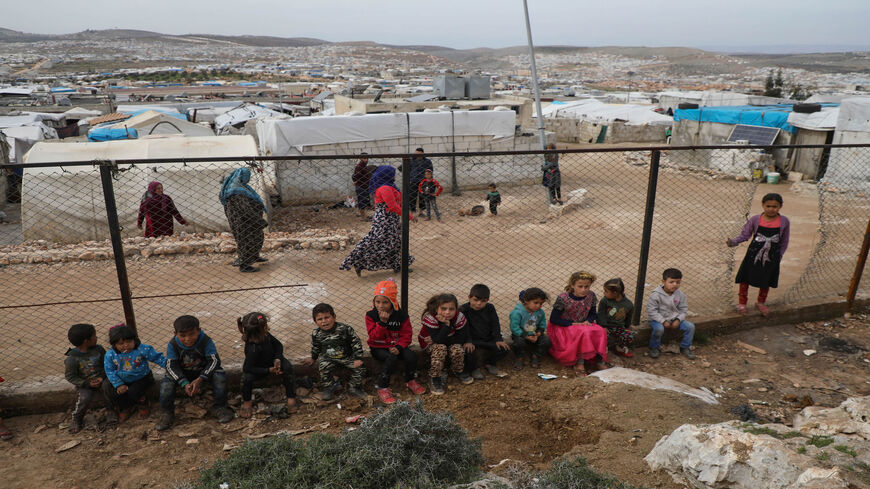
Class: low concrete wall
275,134,550,205
3,296,866,416
672,119,793,170
545,118,669,144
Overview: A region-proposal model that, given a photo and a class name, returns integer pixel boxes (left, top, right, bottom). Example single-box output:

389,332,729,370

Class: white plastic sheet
835,97,870,133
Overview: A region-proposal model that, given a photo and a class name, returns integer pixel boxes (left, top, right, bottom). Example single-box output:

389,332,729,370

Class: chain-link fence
1,144,868,391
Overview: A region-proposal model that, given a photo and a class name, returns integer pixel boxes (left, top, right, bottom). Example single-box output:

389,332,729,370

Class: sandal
0,428,12,441
239,405,253,419
573,363,587,377
615,347,635,358
756,303,770,317
286,399,299,414
736,304,747,315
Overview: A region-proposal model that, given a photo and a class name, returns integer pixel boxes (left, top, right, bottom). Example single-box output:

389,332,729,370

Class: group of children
60,192,789,433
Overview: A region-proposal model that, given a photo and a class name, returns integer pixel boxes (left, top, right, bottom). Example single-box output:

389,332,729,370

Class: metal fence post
99,161,137,332
847,217,870,312
401,156,410,312
632,150,661,325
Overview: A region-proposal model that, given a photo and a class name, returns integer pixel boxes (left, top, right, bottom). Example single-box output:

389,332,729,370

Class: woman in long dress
137,181,186,237
220,168,268,273
340,166,415,277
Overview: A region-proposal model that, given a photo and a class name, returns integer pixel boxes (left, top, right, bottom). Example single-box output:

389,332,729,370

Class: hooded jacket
646,285,688,324
165,330,221,386
365,309,413,349
509,302,547,337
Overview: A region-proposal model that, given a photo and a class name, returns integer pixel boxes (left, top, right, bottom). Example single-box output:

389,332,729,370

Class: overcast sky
4,0,870,51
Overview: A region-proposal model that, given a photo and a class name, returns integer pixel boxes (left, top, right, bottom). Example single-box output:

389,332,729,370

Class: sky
4,0,870,51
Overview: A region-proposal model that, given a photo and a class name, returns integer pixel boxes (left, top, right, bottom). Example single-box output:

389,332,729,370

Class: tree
763,68,783,98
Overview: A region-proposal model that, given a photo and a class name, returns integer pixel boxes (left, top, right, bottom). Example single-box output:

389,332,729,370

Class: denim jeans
159,369,228,413
649,320,695,349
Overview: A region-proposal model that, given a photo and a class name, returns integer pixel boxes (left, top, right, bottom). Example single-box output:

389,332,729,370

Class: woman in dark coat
137,181,187,237
220,168,268,273
340,165,416,277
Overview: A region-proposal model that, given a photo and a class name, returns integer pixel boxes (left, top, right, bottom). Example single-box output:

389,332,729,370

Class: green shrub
186,402,483,489
834,445,858,457
806,436,834,448
797,446,807,455
508,456,646,489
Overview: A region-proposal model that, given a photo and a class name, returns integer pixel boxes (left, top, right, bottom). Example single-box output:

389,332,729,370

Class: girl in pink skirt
548,271,609,376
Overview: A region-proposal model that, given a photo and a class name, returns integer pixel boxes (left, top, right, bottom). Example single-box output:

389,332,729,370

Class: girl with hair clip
597,278,635,358
237,312,297,418
548,272,609,376
418,293,473,395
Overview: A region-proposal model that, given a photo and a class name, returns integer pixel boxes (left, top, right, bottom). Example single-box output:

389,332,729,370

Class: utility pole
522,0,546,153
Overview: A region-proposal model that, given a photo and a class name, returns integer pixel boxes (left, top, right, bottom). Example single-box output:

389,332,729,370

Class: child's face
524,298,545,313
571,279,592,297
315,312,336,330
425,171,433,178
762,200,781,218
603,288,621,300
176,327,201,348
115,338,135,353
468,296,488,311
79,332,98,350
662,277,682,294
489,186,496,192
374,296,394,314
435,302,457,323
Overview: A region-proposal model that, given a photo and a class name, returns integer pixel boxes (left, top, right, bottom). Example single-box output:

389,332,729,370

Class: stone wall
274,134,550,205
544,118,669,144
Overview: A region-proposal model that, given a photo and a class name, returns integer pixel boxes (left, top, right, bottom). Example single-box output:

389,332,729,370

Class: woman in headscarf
137,181,187,238
220,168,268,273
340,165,416,277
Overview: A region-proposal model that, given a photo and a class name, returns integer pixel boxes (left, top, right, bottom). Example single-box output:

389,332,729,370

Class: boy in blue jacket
103,324,166,421
509,288,552,369
156,315,233,431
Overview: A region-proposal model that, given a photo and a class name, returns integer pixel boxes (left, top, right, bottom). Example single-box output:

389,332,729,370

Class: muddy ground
2,310,869,489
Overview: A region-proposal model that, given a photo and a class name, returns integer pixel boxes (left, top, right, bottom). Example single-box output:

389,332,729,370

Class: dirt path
2,311,868,489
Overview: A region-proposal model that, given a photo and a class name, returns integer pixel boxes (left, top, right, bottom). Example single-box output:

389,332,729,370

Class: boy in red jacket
418,169,443,221
365,279,426,403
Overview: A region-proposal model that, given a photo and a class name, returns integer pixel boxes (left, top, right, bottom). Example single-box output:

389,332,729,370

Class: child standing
418,293,474,394
648,268,696,359
597,278,635,358
418,168,443,221
541,143,562,205
157,315,233,431
548,272,609,375
459,284,510,379
485,183,501,216
727,193,790,317
303,303,367,401
366,279,426,404
237,312,297,418
64,323,109,433
103,324,167,421
509,288,552,370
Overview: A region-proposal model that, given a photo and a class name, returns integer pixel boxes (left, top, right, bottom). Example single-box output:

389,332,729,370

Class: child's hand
273,358,283,374
116,385,128,394
421,336,433,347
89,377,103,388
463,343,475,353
268,366,281,375
496,341,510,351
186,378,203,396
389,347,399,355
301,358,315,366
527,335,538,343
725,238,734,247
353,359,363,368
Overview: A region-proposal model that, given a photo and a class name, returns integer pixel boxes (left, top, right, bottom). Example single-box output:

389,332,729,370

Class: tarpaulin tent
20,135,265,242
103,110,214,137
88,127,139,142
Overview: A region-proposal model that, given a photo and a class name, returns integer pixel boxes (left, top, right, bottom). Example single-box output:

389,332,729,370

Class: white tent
21,135,265,242
215,104,288,134
0,116,58,164
63,107,103,120
104,110,215,137
541,99,671,126
787,107,839,131
258,110,516,155
826,97,870,187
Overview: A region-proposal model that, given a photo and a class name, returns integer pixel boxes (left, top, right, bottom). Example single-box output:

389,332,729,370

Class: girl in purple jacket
726,193,790,317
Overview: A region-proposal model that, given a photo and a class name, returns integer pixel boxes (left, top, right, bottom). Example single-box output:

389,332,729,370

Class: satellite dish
373,89,384,102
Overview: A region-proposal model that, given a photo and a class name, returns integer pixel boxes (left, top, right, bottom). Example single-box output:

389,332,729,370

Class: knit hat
374,279,399,310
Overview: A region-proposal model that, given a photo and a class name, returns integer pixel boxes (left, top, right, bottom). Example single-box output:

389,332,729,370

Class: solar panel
727,124,780,146
406,93,439,103
312,91,332,102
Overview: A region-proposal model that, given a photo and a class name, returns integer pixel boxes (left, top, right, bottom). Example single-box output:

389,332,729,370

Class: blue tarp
673,104,838,134
50,87,75,93
118,109,187,121
88,127,139,142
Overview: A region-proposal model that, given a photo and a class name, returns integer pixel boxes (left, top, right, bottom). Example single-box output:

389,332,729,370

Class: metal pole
451,109,459,195
846,217,870,312
632,150,661,325
400,155,411,313
522,0,547,152
99,162,136,333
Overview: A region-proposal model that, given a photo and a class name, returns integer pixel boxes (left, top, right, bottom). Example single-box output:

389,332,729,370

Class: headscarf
219,168,267,212
368,165,399,194
140,181,171,212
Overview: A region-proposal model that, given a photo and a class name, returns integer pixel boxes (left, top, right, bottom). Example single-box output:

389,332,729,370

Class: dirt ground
0,151,829,383
2,310,869,489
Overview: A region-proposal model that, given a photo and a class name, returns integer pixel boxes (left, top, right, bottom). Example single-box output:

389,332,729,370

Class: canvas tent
825,97,870,187
21,135,265,242
103,110,215,137
541,99,671,126
215,104,288,134
0,116,58,164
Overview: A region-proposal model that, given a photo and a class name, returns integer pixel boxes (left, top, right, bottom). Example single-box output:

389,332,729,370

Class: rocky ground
1,308,869,488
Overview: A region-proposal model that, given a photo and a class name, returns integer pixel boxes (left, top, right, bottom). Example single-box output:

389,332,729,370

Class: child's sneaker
137,397,150,418
319,380,340,401
347,385,368,399
513,358,524,371
680,347,696,360
430,376,445,395
615,346,635,358
470,369,485,381
69,415,83,434
104,410,120,426
213,406,235,424
405,379,426,395
485,364,508,378
377,387,396,404
456,371,474,385
118,408,132,423
155,411,174,431
530,355,541,368
649,348,661,359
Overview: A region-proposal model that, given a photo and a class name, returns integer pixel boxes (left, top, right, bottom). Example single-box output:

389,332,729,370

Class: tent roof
836,97,870,133
105,110,214,137
673,104,838,133
542,99,672,126
788,107,839,131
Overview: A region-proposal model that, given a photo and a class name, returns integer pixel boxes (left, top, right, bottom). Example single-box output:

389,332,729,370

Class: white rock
803,349,817,356
793,395,870,439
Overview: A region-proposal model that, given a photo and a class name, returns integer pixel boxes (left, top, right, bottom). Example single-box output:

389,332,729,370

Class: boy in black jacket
64,323,110,433
157,315,233,431
459,284,510,380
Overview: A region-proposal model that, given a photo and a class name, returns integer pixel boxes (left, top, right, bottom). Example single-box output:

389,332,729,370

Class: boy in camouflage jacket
303,303,367,400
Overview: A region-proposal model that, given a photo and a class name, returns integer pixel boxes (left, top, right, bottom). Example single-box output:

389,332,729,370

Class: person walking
220,168,268,273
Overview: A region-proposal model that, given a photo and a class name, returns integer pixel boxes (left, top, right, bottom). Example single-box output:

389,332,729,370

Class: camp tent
826,97,870,187
103,110,215,137
20,135,265,242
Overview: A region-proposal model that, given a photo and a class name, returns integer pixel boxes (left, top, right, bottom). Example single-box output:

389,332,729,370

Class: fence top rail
3,143,870,169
